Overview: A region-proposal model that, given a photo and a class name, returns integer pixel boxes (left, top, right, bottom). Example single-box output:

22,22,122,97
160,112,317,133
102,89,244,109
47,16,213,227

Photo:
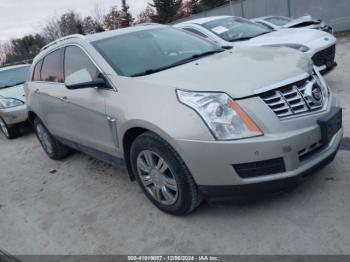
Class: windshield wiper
229,36,255,42
253,31,272,38
131,49,224,77
0,82,25,89
229,31,272,42
188,49,224,59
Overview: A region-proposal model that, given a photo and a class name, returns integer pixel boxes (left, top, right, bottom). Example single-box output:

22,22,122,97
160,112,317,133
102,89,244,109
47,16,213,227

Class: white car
175,16,337,74
0,64,30,139
251,15,333,34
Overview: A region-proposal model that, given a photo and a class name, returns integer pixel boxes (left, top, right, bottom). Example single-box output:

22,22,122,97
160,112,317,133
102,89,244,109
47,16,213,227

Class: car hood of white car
238,28,331,47
284,16,320,28
141,46,312,99
0,84,26,102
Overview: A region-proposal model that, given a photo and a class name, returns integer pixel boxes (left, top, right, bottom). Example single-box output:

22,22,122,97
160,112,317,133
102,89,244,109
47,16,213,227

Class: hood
140,47,312,99
239,28,328,46
0,84,26,101
284,16,321,28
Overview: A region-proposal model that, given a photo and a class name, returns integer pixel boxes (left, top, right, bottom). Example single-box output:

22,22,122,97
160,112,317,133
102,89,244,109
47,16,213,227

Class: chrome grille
259,75,325,119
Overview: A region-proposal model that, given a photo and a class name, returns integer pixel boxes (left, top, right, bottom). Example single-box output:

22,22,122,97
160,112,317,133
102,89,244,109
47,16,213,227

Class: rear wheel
130,132,202,215
34,118,70,160
0,117,20,139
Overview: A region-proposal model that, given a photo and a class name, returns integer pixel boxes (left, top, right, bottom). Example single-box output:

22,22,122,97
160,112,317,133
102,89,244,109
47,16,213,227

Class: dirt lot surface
1,39,350,255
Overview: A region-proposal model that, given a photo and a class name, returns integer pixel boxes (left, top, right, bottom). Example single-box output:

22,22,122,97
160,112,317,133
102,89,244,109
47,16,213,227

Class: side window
64,46,100,86
41,49,64,83
32,60,43,81
183,27,209,38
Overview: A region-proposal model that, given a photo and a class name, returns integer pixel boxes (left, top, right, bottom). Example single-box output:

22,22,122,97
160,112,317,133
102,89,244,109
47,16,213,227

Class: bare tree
59,11,84,36
0,42,8,65
92,4,105,26
82,16,105,34
104,6,122,30
42,17,62,43
136,6,155,24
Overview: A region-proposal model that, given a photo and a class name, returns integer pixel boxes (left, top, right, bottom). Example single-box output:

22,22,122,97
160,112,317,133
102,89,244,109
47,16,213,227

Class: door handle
34,89,40,94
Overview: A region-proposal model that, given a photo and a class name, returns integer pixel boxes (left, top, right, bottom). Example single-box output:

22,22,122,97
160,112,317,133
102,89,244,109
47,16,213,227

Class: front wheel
0,117,20,139
130,132,202,215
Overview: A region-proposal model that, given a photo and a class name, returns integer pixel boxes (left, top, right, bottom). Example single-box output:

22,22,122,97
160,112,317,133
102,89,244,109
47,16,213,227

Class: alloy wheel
136,150,179,205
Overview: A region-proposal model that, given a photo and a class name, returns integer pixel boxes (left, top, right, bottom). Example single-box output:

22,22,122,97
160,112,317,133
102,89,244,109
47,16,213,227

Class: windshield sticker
211,26,229,34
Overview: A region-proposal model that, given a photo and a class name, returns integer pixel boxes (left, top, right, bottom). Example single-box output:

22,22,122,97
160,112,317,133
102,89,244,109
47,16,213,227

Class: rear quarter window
32,60,43,81
40,49,64,83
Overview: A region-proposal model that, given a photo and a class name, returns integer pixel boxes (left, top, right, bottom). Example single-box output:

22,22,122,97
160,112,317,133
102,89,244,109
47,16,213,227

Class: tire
130,132,202,215
34,117,70,160
0,117,20,139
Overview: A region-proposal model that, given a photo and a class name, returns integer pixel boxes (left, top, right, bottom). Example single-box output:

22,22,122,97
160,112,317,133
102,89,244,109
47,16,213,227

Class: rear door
32,48,69,138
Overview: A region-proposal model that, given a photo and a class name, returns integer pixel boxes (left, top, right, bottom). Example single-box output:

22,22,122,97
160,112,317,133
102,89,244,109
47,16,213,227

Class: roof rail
135,22,160,27
41,34,85,51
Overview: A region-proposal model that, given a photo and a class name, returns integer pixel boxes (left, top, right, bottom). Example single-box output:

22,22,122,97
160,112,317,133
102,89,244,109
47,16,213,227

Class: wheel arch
121,122,180,181
27,111,38,125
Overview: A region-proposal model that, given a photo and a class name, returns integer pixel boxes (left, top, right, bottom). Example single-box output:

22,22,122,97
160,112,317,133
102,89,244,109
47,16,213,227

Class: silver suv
25,25,343,215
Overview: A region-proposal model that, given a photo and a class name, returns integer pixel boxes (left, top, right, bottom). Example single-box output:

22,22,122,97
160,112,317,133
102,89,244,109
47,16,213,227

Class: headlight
0,97,24,109
177,90,263,140
268,44,310,52
314,67,330,100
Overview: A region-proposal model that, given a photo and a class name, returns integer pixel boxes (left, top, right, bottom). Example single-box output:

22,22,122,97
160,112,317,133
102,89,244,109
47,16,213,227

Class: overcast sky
0,0,149,42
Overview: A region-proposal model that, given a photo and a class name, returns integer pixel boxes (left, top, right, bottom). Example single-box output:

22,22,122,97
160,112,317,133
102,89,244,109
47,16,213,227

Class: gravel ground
0,39,350,255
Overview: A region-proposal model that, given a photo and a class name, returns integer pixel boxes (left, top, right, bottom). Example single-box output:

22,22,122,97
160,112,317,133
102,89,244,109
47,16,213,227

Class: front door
61,45,117,155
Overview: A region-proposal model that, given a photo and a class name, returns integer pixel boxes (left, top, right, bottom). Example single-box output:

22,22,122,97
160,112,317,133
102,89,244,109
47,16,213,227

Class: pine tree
190,0,201,14
120,0,133,27
200,0,227,10
149,0,183,24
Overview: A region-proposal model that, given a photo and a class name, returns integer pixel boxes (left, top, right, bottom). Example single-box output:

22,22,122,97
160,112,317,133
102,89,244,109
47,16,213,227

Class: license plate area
318,107,342,144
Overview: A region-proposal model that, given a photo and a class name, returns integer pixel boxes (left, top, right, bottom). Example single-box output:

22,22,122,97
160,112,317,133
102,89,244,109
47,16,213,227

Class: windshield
92,27,221,77
0,66,30,89
202,17,272,42
265,16,293,26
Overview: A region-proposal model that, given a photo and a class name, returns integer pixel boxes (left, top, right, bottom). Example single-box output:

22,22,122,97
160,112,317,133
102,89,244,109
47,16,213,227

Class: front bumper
198,130,341,203
177,125,342,186
0,104,28,126
174,90,342,189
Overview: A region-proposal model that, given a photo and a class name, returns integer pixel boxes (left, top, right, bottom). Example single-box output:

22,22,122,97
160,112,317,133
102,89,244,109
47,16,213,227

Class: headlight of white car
0,97,24,109
177,90,263,140
268,44,310,52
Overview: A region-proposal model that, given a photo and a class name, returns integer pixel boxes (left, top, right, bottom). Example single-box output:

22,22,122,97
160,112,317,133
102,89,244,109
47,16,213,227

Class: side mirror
65,78,106,90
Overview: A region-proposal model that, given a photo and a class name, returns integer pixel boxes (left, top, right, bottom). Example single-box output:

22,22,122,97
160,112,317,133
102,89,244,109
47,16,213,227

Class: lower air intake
233,158,286,179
